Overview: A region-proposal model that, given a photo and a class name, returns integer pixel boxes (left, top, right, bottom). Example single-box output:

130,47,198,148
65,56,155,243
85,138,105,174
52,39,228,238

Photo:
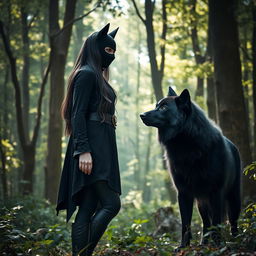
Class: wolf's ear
179,89,190,103
167,86,177,96
176,89,191,112
97,23,110,39
109,27,119,38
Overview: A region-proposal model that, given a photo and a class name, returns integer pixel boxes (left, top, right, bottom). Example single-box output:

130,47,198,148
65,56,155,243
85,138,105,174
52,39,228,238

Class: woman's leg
87,180,121,254
72,186,99,256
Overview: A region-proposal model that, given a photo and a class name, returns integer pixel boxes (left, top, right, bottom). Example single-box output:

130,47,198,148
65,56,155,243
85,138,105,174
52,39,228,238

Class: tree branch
28,10,39,29
32,56,51,146
160,0,167,77
240,45,252,62
131,0,146,25
0,20,27,148
52,4,99,38
189,0,205,64
152,0,156,12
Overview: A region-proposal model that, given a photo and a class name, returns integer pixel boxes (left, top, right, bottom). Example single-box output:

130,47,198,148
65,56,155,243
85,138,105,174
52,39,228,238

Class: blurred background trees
1,0,256,254
0,0,255,205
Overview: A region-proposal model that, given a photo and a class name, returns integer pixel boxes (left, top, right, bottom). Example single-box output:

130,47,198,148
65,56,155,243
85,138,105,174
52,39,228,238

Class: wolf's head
140,87,192,143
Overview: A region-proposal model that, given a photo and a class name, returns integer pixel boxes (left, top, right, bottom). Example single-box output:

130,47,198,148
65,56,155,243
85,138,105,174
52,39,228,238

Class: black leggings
73,180,121,255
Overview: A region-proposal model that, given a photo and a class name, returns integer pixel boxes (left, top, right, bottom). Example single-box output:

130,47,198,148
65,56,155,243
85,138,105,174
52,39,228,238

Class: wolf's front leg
177,192,194,248
197,199,212,245
209,191,224,246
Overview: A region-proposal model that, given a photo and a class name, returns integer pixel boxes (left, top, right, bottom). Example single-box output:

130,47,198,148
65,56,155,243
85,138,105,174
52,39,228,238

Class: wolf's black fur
140,87,241,248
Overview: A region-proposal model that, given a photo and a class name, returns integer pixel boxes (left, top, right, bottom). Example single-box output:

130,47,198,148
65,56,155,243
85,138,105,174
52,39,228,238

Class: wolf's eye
159,105,167,111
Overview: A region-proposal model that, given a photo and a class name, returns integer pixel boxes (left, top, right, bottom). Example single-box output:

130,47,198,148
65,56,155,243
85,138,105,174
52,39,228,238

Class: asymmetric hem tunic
55,65,122,223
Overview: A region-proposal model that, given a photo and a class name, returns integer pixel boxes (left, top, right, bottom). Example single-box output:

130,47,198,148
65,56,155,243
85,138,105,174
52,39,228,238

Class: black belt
88,112,117,128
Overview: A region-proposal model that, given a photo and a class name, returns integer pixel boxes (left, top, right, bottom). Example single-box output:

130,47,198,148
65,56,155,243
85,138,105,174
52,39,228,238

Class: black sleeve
71,69,96,158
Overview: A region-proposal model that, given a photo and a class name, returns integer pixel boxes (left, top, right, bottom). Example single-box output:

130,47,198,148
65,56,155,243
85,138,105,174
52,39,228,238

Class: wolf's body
140,87,241,247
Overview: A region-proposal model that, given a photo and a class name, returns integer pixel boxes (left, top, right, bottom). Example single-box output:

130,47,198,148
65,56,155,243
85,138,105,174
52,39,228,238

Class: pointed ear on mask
175,89,191,112
97,23,110,39
167,86,177,96
108,27,119,39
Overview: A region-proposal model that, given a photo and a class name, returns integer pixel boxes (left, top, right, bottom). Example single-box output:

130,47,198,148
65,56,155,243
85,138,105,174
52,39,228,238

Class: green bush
0,161,255,256
0,195,70,255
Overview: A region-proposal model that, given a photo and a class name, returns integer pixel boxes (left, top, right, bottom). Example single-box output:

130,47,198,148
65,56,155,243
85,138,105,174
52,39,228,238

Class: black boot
71,222,92,256
85,208,117,255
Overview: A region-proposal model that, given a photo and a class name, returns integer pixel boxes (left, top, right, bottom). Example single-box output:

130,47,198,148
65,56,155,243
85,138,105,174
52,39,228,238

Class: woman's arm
71,68,96,158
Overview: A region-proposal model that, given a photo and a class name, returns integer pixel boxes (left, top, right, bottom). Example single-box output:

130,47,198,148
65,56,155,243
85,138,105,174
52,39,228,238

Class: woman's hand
79,152,93,175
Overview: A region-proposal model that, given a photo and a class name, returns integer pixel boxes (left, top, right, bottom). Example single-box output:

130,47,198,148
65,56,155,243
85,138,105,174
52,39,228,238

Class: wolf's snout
140,113,146,119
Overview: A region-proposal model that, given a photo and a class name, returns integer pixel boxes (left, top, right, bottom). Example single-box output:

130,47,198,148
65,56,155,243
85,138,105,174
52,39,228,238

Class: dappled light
0,0,255,255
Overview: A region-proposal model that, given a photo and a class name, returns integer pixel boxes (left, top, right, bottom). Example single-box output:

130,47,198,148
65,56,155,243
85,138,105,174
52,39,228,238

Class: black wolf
140,87,241,248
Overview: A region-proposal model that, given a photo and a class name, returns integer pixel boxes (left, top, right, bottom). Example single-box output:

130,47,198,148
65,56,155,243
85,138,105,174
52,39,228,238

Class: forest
0,0,256,255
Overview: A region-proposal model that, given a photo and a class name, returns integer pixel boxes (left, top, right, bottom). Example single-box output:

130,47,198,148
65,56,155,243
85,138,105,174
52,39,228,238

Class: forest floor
0,195,256,256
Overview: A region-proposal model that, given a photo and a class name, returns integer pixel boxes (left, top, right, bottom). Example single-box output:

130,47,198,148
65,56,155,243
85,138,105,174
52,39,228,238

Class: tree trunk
209,0,255,199
206,77,217,122
20,6,35,195
22,144,36,194
0,139,8,201
144,0,163,101
143,126,153,202
21,7,30,142
252,3,256,159
195,77,204,99
206,6,217,122
135,22,141,189
131,0,166,101
45,0,77,203
132,0,173,202
0,1,51,195
73,0,85,58
240,25,251,137
190,0,205,100
0,68,9,200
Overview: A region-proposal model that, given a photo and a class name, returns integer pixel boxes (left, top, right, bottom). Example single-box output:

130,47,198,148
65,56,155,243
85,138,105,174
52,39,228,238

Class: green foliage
97,216,176,255
92,198,179,255
0,191,256,255
243,161,256,180
237,202,256,251
1,0,256,255
93,201,256,255
91,166,256,255
177,201,256,256
0,195,70,255
0,139,21,170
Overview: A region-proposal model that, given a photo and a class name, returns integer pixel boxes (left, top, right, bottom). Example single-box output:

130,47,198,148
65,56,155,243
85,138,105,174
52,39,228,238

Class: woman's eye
105,47,115,54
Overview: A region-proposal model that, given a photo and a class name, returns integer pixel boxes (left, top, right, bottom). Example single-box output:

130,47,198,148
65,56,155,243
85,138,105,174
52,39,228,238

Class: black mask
96,23,119,69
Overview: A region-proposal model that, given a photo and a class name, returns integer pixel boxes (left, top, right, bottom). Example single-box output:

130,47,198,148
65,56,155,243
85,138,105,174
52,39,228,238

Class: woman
55,23,122,256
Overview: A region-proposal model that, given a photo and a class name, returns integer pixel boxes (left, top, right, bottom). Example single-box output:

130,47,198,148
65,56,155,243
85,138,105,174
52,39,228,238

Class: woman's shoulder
74,65,97,82
79,65,96,76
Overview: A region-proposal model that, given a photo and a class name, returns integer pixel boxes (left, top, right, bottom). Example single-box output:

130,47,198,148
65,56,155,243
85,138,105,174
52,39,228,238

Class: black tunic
55,65,122,223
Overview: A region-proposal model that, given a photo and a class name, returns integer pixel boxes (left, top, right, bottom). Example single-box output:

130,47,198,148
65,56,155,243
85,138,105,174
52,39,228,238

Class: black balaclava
96,23,119,69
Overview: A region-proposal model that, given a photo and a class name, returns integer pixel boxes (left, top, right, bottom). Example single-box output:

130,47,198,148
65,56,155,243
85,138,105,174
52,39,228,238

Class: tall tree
131,0,177,201
252,2,256,159
0,1,50,195
0,67,9,200
46,0,77,203
135,21,142,189
209,0,255,199
206,12,217,122
131,0,167,101
189,0,205,100
45,0,100,203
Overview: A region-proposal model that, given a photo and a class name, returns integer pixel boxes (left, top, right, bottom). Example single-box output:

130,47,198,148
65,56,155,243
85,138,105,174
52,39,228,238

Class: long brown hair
60,32,117,136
